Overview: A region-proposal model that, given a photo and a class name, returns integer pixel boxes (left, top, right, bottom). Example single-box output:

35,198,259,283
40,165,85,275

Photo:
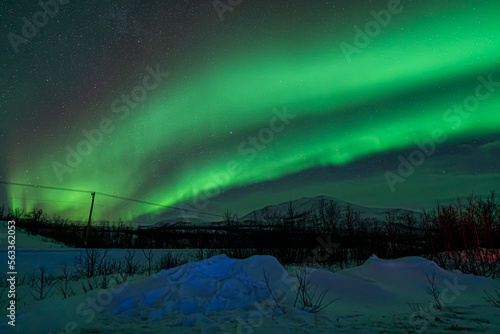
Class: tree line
2,192,499,276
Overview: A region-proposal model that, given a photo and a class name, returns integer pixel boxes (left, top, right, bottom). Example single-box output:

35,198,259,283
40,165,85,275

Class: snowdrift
2,254,499,333
108,254,290,322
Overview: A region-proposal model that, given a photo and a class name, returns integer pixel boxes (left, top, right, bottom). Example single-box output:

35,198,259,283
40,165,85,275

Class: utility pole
84,192,96,246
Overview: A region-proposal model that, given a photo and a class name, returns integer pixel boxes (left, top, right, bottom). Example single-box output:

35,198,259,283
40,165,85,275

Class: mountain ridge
239,195,421,223
152,194,421,227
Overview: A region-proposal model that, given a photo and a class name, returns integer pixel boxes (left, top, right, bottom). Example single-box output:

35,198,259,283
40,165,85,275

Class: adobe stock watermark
51,64,169,182
385,73,500,192
177,106,295,221
7,0,71,54
408,277,467,332
340,0,403,63
213,0,243,21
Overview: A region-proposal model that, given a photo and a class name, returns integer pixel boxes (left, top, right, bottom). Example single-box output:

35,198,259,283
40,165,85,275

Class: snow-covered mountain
147,195,421,226
240,195,421,223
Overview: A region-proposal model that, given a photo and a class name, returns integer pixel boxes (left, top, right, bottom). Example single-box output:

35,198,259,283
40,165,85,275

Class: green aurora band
6,1,500,221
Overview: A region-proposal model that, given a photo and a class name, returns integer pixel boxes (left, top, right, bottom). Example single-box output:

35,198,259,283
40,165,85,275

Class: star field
1,0,499,222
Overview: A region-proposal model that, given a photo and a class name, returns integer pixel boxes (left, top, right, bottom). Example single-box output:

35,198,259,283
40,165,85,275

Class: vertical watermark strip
6,220,17,326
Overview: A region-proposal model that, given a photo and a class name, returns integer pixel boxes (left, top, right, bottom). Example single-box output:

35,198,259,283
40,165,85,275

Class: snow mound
107,254,291,322
4,254,500,333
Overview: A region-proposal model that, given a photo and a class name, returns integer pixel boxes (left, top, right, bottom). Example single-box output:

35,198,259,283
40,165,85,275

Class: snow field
1,221,499,333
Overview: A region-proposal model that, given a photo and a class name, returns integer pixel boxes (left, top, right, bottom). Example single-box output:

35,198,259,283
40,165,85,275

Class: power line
0,181,91,194
0,195,91,206
1,194,158,214
1,195,151,222
95,191,223,218
0,181,224,218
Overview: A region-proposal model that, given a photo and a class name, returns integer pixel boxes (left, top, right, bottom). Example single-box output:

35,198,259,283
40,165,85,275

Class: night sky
1,0,499,223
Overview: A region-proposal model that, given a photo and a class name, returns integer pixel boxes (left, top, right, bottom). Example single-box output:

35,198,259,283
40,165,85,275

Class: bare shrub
122,250,141,276
81,278,98,293
74,248,110,278
425,270,443,311
104,259,122,276
56,265,76,299
262,269,285,313
154,252,187,272
189,249,220,262
293,268,339,313
220,248,255,259
29,267,58,300
99,275,110,290
141,248,157,276
114,273,128,286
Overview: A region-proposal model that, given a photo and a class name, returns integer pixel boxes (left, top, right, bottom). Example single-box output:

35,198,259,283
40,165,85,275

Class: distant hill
148,195,422,227
239,195,421,223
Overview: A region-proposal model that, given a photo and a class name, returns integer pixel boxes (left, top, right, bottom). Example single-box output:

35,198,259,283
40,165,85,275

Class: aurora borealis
1,0,499,223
